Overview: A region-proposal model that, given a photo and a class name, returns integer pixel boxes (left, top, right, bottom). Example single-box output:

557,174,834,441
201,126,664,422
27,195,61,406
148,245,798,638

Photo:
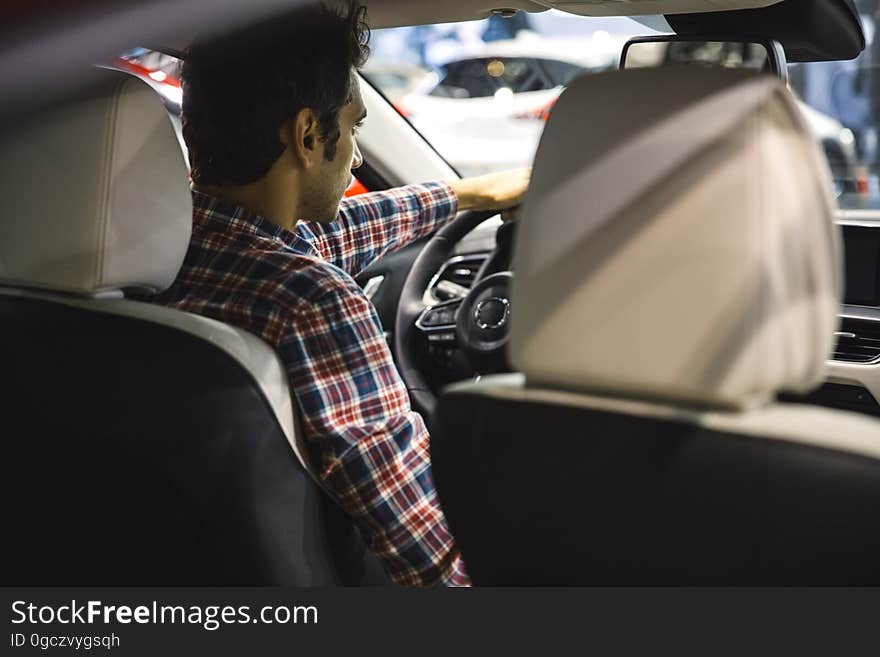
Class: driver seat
0,69,363,585
431,67,880,585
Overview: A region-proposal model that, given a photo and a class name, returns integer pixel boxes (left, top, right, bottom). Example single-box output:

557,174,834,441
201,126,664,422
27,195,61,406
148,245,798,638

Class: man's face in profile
306,71,366,223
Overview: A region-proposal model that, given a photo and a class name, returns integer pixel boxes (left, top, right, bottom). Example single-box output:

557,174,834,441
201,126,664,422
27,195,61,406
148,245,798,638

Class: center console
798,220,880,417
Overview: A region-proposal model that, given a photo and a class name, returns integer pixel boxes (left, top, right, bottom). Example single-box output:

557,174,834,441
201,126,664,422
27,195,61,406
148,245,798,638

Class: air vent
832,316,880,363
427,254,488,303
439,255,486,287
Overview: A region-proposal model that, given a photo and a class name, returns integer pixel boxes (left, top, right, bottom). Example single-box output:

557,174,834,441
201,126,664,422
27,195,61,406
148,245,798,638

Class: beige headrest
0,68,191,295
510,67,841,410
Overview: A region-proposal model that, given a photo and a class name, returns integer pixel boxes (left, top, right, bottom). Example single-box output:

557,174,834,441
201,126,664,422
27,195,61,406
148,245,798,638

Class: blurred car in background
390,35,618,175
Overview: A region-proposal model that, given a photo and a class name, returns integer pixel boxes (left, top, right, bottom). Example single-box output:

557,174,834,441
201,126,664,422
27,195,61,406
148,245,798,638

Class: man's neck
195,174,300,231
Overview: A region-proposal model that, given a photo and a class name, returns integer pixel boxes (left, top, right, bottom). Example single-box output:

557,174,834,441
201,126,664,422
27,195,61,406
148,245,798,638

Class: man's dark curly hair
182,1,370,185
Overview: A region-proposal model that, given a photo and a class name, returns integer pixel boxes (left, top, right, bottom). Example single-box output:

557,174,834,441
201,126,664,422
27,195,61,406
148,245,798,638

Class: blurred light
494,87,514,103
487,59,505,78
148,70,167,82
839,128,855,147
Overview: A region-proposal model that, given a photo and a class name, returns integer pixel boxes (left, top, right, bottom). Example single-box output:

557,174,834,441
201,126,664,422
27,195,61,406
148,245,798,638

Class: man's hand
448,168,530,214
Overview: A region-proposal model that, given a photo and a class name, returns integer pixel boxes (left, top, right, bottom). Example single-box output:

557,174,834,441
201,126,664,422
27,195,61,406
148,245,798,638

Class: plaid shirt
151,183,469,587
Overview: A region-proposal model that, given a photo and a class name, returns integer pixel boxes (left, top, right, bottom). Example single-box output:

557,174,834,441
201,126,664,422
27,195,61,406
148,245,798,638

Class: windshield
363,6,880,214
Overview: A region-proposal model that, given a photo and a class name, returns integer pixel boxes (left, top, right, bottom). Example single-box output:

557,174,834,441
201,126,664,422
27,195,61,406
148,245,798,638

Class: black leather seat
0,69,371,585
431,67,880,585
2,296,348,584
433,381,880,585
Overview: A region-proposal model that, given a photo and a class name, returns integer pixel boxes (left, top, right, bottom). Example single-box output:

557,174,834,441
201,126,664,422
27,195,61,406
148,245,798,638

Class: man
153,1,529,586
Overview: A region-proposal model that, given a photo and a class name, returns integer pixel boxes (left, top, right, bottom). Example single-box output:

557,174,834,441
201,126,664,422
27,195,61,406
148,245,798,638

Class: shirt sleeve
278,270,470,587
296,182,458,278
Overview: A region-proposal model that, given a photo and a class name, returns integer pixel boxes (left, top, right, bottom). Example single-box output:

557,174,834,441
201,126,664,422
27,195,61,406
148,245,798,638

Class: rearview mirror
621,36,788,83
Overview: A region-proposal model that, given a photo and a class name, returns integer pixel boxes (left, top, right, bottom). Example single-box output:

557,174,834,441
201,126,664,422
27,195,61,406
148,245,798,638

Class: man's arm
278,269,470,586
298,182,457,278
299,169,530,278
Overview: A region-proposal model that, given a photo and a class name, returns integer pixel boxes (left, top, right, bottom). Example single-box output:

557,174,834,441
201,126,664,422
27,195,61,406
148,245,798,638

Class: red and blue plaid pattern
151,183,469,586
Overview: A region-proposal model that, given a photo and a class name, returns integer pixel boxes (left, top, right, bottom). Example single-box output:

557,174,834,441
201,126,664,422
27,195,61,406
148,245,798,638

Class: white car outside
395,34,620,175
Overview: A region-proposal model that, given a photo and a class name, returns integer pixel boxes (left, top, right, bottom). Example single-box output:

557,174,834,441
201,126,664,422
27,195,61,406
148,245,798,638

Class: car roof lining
146,1,861,64
360,1,783,29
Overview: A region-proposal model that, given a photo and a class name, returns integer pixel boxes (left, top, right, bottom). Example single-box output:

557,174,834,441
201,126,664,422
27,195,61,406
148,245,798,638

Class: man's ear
281,108,320,168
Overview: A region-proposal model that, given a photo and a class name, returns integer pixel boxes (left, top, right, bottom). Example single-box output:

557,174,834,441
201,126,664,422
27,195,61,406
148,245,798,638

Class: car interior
1,0,879,586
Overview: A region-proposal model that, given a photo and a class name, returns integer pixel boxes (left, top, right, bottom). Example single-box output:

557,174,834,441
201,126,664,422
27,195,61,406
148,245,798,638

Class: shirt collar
191,188,319,257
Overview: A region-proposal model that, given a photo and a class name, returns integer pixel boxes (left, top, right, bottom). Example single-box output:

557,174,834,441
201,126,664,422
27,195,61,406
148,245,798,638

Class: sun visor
666,0,865,62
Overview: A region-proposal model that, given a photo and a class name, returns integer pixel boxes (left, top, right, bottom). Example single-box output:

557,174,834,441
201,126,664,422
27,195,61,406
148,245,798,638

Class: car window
788,0,880,212
363,13,642,176
120,5,880,214
364,5,880,213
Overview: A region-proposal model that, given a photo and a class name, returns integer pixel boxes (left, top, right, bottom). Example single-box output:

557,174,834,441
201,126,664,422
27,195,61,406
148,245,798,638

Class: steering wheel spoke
415,298,462,345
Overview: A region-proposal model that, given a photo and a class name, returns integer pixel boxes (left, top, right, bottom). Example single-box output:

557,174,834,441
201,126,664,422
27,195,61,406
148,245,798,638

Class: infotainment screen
843,225,880,307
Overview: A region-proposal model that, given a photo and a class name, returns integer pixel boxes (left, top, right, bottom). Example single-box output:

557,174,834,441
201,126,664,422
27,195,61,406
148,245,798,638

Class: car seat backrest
0,69,364,584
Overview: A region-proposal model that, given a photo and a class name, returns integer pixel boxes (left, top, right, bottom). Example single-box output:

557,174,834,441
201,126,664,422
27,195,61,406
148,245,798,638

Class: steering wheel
394,209,517,422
